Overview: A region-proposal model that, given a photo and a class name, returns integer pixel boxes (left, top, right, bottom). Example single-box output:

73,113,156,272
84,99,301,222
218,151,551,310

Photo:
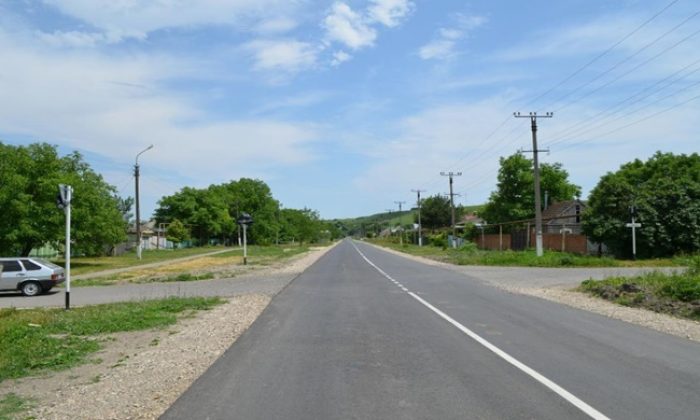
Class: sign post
625,206,641,260
236,213,254,265
57,184,73,310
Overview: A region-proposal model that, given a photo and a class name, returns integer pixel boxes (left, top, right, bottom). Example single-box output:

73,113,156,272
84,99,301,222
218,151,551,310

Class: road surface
162,239,700,420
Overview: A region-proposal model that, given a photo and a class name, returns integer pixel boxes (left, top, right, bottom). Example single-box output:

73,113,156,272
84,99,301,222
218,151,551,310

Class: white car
0,258,65,296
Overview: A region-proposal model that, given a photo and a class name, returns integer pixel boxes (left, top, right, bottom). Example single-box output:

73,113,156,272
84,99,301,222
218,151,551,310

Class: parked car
0,258,65,296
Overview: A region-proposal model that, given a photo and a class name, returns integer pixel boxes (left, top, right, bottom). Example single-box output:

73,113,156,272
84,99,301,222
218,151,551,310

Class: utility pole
514,112,552,257
412,189,426,246
134,145,154,260
394,201,406,212
440,171,462,248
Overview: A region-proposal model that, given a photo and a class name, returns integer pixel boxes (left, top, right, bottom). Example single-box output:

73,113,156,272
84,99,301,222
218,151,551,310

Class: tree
583,152,700,258
419,195,451,229
481,153,581,225
0,142,127,256
279,208,322,245
166,219,190,244
155,187,232,245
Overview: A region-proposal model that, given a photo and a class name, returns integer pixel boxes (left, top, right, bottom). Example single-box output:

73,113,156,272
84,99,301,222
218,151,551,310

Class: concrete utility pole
412,189,426,246
514,112,552,257
134,145,154,260
440,171,462,248
394,201,406,212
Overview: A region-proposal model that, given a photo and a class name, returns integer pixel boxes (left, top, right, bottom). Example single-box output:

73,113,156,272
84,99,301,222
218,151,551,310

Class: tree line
0,142,341,257
365,151,699,259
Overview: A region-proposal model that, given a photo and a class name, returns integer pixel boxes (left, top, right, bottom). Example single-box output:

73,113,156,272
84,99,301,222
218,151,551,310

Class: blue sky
1,0,698,219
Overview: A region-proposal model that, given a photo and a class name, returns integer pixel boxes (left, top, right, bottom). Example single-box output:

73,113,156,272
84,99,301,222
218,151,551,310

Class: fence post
499,225,503,251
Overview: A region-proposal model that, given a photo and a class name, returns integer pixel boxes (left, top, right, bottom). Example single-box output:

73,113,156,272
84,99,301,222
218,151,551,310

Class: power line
546,7,700,112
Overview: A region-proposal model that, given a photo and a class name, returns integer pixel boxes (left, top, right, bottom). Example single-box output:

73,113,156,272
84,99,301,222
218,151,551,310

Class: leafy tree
279,208,322,245
166,219,190,243
583,152,700,258
0,142,127,256
481,153,580,225
117,196,134,223
420,195,451,229
155,187,232,245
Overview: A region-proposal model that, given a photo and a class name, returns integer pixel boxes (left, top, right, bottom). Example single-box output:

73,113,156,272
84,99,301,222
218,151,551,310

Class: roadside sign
625,223,641,228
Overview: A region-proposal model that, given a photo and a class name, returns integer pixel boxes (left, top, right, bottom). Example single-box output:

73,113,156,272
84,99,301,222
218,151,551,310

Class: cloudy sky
1,0,698,219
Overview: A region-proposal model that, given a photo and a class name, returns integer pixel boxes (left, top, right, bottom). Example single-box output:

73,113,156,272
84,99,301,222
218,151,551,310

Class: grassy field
579,258,700,320
0,297,224,383
56,246,231,276
370,239,684,268
72,244,312,286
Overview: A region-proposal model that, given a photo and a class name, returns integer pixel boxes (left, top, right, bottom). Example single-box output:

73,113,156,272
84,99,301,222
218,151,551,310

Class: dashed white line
350,241,610,420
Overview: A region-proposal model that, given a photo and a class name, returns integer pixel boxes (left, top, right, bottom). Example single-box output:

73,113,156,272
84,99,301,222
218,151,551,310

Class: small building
541,200,586,234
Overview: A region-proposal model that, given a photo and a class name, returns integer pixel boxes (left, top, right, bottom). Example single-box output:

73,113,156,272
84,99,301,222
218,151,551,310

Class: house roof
541,199,586,222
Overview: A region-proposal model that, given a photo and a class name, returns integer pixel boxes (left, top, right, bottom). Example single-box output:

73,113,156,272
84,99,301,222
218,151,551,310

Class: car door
0,260,26,290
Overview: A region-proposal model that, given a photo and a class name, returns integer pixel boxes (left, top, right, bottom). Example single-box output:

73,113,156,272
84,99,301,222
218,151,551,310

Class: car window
21,260,42,271
0,260,23,272
33,259,62,270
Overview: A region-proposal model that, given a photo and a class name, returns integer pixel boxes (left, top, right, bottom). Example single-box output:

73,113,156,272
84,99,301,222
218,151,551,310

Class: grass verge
579,261,700,320
0,393,35,420
56,246,230,276
72,245,312,286
369,240,643,267
0,297,224,383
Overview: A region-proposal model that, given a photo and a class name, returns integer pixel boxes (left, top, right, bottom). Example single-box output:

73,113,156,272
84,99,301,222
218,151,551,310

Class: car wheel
21,281,43,297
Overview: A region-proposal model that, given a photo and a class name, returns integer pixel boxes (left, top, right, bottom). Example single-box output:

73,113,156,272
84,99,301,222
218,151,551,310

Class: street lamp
135,144,154,260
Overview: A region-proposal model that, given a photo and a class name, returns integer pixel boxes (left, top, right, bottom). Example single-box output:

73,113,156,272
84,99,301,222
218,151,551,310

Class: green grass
370,239,682,268
0,297,224,383
0,393,35,420
55,246,231,276
579,259,700,320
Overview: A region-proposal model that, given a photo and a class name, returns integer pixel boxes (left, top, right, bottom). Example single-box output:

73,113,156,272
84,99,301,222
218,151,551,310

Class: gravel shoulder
365,242,700,343
0,244,337,420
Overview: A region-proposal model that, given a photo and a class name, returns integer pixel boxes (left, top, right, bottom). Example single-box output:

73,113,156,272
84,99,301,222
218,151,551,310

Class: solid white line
350,241,610,420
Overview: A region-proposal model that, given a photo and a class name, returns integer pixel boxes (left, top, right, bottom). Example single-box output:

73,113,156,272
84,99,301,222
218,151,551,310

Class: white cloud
37,29,133,48
367,0,414,28
245,39,318,73
43,0,294,41
255,17,298,34
0,28,320,187
419,14,487,60
331,50,352,66
323,2,377,50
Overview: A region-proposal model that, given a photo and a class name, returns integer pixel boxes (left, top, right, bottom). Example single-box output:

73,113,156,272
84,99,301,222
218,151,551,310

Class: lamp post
135,145,154,260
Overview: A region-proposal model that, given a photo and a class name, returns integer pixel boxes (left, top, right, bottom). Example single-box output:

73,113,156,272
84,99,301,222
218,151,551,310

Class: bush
660,276,700,302
429,233,448,249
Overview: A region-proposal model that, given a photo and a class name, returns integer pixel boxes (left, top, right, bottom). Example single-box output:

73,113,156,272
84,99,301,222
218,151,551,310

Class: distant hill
331,204,485,237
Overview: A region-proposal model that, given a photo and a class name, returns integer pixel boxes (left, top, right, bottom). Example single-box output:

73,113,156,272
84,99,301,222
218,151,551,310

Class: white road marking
350,241,610,420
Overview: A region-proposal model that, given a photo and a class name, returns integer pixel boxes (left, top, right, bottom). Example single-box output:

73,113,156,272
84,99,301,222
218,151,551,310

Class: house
541,200,586,234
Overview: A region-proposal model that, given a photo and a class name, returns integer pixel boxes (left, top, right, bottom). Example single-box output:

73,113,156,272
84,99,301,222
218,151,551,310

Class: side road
72,247,237,280
0,246,328,309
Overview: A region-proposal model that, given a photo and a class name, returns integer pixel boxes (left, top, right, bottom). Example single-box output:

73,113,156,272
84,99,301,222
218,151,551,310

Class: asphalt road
162,239,700,420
